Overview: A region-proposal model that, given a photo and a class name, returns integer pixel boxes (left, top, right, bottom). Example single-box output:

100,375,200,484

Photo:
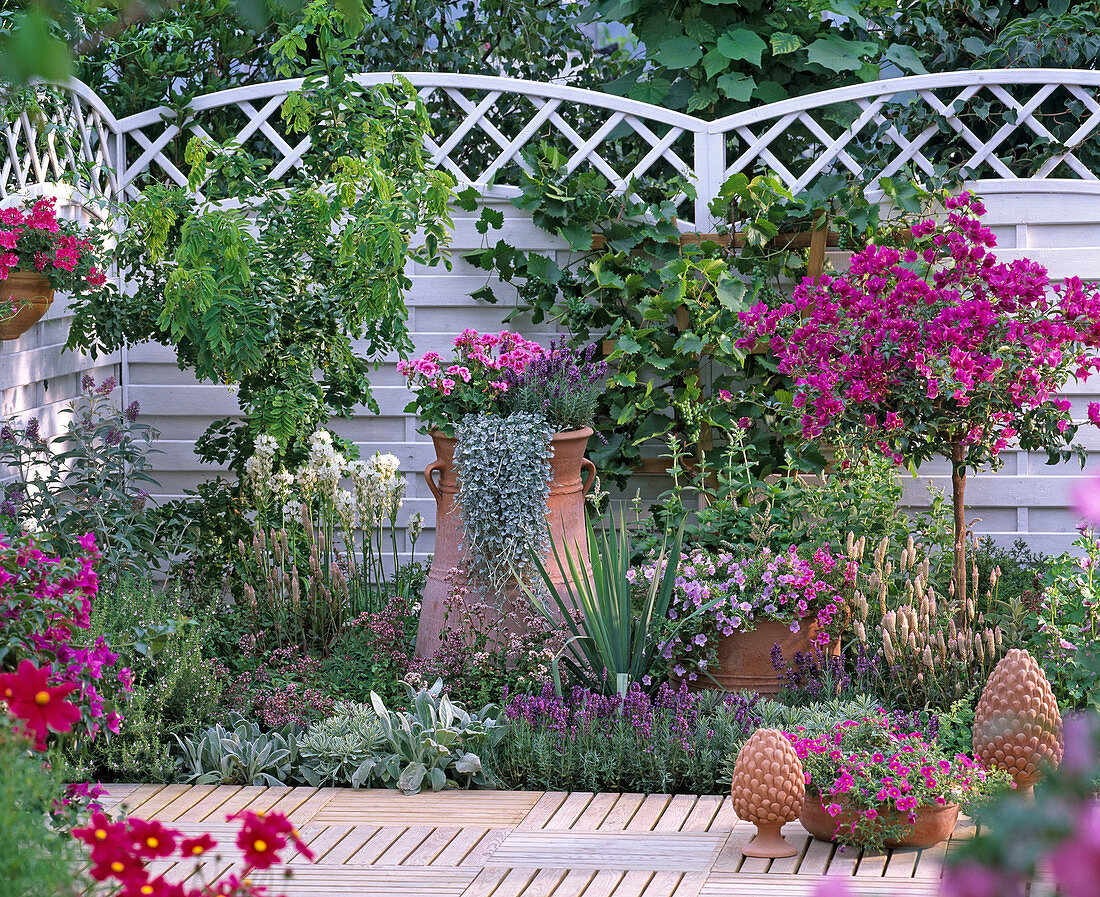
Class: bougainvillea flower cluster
72,809,313,896
0,196,107,290
399,329,546,433
0,531,129,744
630,545,854,682
737,191,1100,468
785,712,1009,851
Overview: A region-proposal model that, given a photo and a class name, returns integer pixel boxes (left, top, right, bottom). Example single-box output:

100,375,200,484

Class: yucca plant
524,505,689,697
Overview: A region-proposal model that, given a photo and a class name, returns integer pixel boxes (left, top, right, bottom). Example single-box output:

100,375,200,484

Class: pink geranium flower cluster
0,197,108,292
0,530,129,745
399,329,545,434
737,191,1100,467
785,713,1008,851
631,544,854,682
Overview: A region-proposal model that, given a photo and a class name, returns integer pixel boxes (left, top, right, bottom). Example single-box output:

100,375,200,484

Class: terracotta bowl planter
800,793,959,849
415,427,596,658
0,272,54,340
701,617,839,697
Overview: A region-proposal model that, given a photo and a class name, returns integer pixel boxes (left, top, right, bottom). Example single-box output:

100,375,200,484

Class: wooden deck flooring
102,784,984,897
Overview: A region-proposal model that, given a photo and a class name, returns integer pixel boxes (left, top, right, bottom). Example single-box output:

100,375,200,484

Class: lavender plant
0,375,168,580
499,338,607,432
492,682,763,793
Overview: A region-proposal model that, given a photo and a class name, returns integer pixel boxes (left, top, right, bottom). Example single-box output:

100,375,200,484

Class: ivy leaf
770,32,803,55
883,43,928,75
674,331,707,354
716,28,767,67
716,72,756,101
806,35,879,73
656,36,703,69
470,285,498,304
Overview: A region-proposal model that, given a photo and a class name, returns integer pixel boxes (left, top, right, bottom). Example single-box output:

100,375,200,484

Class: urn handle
581,458,597,495
424,460,445,503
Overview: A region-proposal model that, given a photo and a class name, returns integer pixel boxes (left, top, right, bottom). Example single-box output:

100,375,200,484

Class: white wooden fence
4,69,1100,556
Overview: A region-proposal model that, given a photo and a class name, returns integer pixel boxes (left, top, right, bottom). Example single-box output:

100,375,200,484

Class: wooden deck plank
700,875,939,896
738,856,771,874
520,868,568,897
476,867,538,897
264,786,320,819
151,784,219,822
767,833,812,874
175,785,242,823
514,792,569,830
204,786,272,821
321,825,383,865
459,866,511,897
797,836,836,875
288,824,352,863
827,842,862,877
881,846,921,879
709,797,737,831
653,795,698,833
486,832,725,872
914,842,949,880
584,870,626,896
599,794,645,831
345,826,411,865
113,783,169,817
681,795,724,833
462,828,512,867
854,848,889,878
711,822,753,873
625,795,673,832
247,866,477,896
372,825,436,866
435,828,492,866
544,792,595,830
608,870,656,897
571,792,620,831
131,784,194,820
315,791,540,827
287,787,341,825
401,826,467,866
668,872,708,896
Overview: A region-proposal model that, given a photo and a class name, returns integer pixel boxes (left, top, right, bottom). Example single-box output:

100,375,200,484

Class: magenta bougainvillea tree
739,192,1100,595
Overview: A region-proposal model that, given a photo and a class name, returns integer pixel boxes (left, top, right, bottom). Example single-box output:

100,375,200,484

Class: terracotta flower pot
0,272,54,340
415,427,596,657
703,617,839,697
800,793,959,849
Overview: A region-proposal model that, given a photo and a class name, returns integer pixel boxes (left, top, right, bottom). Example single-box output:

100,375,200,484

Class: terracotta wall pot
0,272,54,340
800,793,959,849
704,617,839,697
415,426,596,658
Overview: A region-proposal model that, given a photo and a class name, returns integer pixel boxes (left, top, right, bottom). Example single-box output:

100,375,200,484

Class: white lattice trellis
5,69,1100,229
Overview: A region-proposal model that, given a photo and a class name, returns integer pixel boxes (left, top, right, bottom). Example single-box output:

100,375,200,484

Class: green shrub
63,577,223,782
298,702,385,787
0,728,79,897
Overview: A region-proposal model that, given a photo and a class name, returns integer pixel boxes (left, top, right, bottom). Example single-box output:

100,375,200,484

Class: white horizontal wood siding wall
5,71,1100,557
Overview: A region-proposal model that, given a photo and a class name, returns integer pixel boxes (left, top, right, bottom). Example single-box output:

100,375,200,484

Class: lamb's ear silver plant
453,412,552,601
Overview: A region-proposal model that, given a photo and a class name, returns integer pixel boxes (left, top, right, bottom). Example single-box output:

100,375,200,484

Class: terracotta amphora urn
0,272,54,340
414,426,596,657
730,728,805,858
973,647,1063,798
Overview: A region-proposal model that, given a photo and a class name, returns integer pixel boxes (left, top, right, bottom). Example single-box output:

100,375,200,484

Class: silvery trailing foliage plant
0,375,168,580
366,680,504,795
298,702,384,787
175,713,301,786
453,413,552,601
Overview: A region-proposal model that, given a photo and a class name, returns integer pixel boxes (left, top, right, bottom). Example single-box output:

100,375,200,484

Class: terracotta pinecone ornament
730,728,805,857
973,648,1063,798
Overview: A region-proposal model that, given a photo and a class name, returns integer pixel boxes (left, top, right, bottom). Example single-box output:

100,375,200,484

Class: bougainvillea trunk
950,439,967,601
